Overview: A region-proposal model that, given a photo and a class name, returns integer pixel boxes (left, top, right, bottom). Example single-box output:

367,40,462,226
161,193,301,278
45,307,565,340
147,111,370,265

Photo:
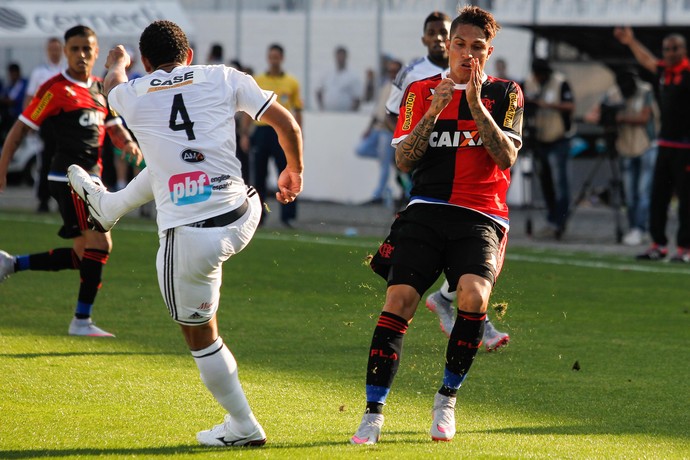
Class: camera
599,102,624,130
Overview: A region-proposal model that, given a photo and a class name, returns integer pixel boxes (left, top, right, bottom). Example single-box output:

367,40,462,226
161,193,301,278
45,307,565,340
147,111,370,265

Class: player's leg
68,165,154,232
352,209,438,445
184,318,266,447
68,228,114,337
433,218,504,441
351,284,418,445
431,273,491,442
157,194,265,446
426,278,510,350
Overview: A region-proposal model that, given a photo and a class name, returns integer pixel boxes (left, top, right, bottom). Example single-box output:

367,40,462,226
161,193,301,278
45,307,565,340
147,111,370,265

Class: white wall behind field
188,10,532,204
188,10,532,109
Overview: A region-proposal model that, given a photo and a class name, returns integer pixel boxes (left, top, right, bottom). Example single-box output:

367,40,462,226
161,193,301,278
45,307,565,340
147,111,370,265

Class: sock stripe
457,312,486,321
191,337,224,358
377,315,408,333
82,249,109,264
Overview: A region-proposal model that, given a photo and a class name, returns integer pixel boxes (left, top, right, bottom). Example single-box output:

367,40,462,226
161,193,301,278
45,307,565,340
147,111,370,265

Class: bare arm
106,123,143,166
465,57,518,170
394,78,454,173
0,120,32,191
614,26,658,74
103,45,131,96
260,101,304,203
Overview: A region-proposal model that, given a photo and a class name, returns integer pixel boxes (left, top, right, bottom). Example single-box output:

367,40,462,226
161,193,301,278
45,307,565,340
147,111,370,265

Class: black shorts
370,204,508,296
49,180,90,239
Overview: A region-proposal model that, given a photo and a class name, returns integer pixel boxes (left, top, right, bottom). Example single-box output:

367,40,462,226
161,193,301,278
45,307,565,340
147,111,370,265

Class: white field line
3,213,689,275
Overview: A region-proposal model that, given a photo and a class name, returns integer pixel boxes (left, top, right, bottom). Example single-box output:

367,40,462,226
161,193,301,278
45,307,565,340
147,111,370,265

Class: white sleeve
385,82,404,116
234,70,277,121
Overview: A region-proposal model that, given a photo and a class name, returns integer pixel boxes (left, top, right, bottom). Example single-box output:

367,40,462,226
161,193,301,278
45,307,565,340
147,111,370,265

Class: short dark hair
139,20,189,69
268,43,284,56
451,5,500,41
64,25,96,42
209,43,223,59
424,11,451,32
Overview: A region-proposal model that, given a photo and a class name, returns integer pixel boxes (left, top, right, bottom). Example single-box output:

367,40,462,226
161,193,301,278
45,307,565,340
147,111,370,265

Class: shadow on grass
0,351,185,359
0,440,354,458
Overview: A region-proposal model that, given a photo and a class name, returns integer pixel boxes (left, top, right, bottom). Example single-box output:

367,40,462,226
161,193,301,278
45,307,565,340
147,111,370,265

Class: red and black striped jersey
392,70,524,223
19,71,121,176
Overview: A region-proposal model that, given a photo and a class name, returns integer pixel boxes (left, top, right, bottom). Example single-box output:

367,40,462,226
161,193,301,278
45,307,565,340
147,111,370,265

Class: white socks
439,279,457,301
103,167,155,219
192,337,255,432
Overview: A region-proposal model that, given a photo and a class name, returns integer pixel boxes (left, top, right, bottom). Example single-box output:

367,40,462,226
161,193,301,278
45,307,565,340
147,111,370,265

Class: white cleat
430,393,456,442
483,320,510,351
425,290,455,337
0,250,16,283
196,414,267,447
350,413,384,445
67,164,118,232
68,317,115,337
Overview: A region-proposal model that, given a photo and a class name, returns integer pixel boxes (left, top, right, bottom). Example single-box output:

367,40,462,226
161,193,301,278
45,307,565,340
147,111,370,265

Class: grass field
0,210,688,459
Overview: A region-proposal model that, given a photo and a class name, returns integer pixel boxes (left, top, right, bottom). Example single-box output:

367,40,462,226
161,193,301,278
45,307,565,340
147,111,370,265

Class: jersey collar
441,69,488,89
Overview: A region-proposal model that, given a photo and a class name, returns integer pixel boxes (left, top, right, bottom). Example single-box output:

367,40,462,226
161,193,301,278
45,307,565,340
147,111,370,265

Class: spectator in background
615,27,690,262
493,56,515,82
207,42,224,65
356,57,402,205
584,67,659,246
243,43,303,227
0,63,28,137
523,58,575,239
25,37,64,213
316,46,361,111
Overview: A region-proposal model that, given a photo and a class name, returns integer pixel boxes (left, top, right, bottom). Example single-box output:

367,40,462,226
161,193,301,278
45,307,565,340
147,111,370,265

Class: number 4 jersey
108,65,276,231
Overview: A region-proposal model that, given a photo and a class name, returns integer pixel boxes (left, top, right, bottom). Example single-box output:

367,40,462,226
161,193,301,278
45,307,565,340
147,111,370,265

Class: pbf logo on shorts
169,171,211,205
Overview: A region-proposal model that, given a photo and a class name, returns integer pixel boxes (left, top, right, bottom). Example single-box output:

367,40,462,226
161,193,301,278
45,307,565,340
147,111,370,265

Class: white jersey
26,62,64,97
108,65,276,231
385,56,446,116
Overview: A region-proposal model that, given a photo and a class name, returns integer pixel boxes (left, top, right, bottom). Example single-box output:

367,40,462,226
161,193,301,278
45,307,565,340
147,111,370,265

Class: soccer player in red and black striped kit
351,6,523,444
0,25,141,336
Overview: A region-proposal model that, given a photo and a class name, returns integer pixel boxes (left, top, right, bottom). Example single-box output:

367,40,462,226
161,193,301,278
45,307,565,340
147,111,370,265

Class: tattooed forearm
395,114,437,172
469,102,517,170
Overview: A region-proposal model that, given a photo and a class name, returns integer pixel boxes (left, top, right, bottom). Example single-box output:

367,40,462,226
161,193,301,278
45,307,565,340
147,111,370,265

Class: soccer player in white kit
68,20,303,447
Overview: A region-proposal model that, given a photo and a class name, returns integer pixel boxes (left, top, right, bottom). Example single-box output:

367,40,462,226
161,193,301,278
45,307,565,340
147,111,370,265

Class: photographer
523,59,575,238
585,68,658,246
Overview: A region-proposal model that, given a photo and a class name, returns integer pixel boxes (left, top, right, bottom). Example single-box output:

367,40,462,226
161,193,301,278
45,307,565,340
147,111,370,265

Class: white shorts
155,192,262,325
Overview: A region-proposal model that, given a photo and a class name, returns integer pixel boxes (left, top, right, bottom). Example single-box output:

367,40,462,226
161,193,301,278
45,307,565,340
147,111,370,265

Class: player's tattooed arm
466,57,518,170
471,110,518,170
395,114,436,172
395,78,455,173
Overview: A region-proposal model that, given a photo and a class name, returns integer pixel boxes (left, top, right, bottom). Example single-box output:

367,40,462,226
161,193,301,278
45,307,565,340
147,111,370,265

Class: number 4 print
169,93,196,140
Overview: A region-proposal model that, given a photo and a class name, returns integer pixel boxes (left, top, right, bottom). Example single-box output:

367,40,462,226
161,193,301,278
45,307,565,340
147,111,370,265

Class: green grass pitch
0,211,688,459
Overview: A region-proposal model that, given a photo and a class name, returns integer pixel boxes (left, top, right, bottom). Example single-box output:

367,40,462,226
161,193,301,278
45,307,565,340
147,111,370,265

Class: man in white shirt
316,46,362,111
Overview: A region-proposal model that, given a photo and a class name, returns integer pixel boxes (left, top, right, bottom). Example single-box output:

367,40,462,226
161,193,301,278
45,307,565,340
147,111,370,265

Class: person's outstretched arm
614,26,658,74
260,102,304,204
